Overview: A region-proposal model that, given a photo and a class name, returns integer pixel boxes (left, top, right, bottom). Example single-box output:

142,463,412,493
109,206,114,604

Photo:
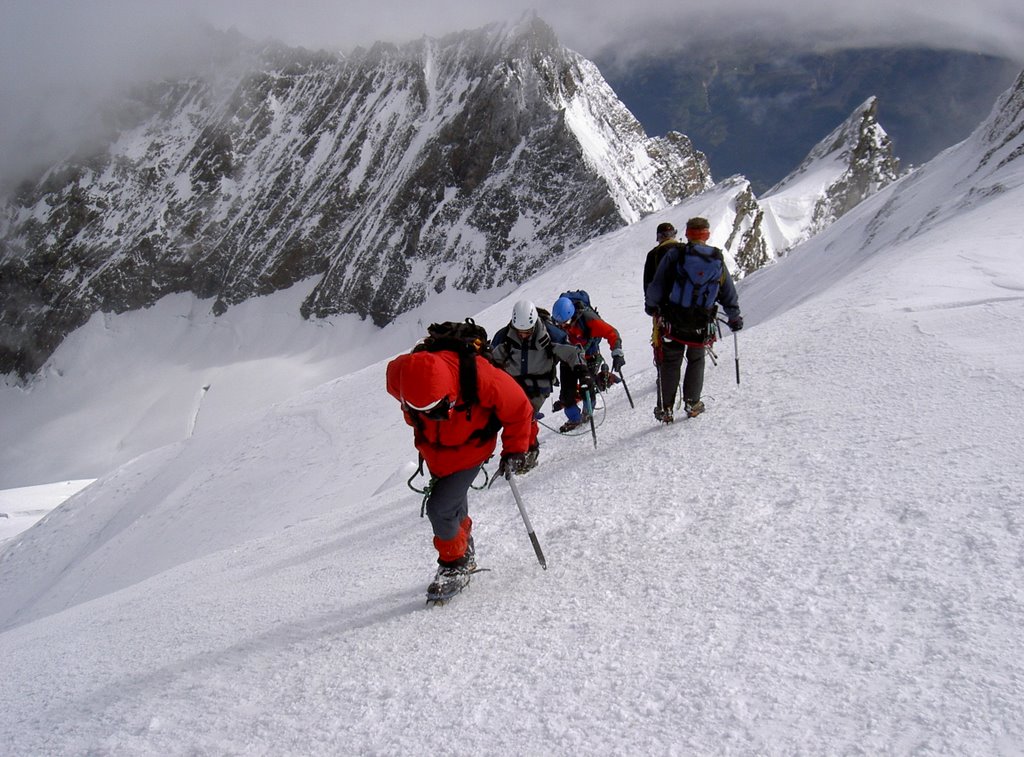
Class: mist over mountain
0,16,711,378
598,45,1021,192
0,12,1009,390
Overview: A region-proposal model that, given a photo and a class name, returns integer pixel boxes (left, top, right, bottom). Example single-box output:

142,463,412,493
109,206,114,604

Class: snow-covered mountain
759,96,903,253
690,97,904,278
0,80,920,491
0,14,711,378
0,16,908,490
0,68,1021,755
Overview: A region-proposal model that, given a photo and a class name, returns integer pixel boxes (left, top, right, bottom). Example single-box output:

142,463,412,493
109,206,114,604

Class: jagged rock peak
770,97,899,192
720,177,770,276
760,96,902,250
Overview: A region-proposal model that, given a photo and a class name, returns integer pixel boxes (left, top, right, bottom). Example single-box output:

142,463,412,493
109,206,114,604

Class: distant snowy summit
644,96,906,278
759,96,903,253
0,15,710,378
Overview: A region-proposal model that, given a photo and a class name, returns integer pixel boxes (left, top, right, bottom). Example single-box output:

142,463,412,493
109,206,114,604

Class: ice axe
505,472,547,569
617,369,634,408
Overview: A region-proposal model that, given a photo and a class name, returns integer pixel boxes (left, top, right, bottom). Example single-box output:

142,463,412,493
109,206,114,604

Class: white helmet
511,300,538,331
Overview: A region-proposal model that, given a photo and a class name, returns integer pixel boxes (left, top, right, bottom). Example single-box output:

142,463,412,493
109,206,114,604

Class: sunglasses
404,396,454,421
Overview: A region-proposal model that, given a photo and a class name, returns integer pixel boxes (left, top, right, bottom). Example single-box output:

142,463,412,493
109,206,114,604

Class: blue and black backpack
661,243,724,342
558,289,601,318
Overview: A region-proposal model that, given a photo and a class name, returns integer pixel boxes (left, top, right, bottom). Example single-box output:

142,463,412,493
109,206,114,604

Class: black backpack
411,318,493,406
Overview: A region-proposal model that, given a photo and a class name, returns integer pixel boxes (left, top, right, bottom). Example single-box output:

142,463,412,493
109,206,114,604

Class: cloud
0,1,214,188
2,0,1022,189
190,0,1024,62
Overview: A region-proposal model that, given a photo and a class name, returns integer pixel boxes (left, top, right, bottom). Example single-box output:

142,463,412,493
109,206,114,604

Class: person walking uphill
645,217,743,423
644,222,683,411
491,300,585,469
644,222,680,292
550,292,625,432
386,331,534,600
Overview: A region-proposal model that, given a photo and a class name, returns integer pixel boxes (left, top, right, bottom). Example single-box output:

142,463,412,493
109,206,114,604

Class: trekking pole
617,370,634,408
733,328,740,384
718,318,741,385
506,472,547,569
652,316,666,413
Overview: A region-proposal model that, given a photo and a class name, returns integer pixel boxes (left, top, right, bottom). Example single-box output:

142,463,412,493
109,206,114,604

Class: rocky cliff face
721,178,771,276
759,97,903,252
0,16,711,377
972,70,1024,179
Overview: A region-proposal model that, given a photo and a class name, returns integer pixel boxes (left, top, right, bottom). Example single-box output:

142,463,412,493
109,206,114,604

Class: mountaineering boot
558,403,584,433
654,406,674,424
559,408,591,433
684,400,705,418
426,562,472,600
427,536,474,601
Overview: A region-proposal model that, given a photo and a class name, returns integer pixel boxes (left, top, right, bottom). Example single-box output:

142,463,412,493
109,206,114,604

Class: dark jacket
645,241,741,322
643,238,680,294
491,320,583,398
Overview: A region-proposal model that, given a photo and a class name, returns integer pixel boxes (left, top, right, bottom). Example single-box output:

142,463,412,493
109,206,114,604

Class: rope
537,390,607,436
408,458,490,516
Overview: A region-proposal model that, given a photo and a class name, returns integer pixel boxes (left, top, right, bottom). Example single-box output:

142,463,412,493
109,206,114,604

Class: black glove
728,316,744,331
611,350,625,372
498,452,528,476
573,363,592,387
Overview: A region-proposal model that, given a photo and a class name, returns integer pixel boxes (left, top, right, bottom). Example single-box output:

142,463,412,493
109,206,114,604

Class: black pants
656,341,705,409
558,361,579,408
558,355,606,407
425,466,481,541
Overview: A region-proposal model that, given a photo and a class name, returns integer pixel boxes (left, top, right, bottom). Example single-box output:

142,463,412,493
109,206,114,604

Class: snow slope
1,82,1023,754
0,480,93,542
0,278,517,489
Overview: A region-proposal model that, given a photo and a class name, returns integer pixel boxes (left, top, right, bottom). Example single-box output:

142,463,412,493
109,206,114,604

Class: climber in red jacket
387,346,533,598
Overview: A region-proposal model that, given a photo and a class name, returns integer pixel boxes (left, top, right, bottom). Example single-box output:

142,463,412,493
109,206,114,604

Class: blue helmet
551,297,576,325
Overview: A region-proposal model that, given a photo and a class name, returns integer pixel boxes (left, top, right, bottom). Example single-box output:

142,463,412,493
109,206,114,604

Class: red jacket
386,350,533,477
562,312,621,357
